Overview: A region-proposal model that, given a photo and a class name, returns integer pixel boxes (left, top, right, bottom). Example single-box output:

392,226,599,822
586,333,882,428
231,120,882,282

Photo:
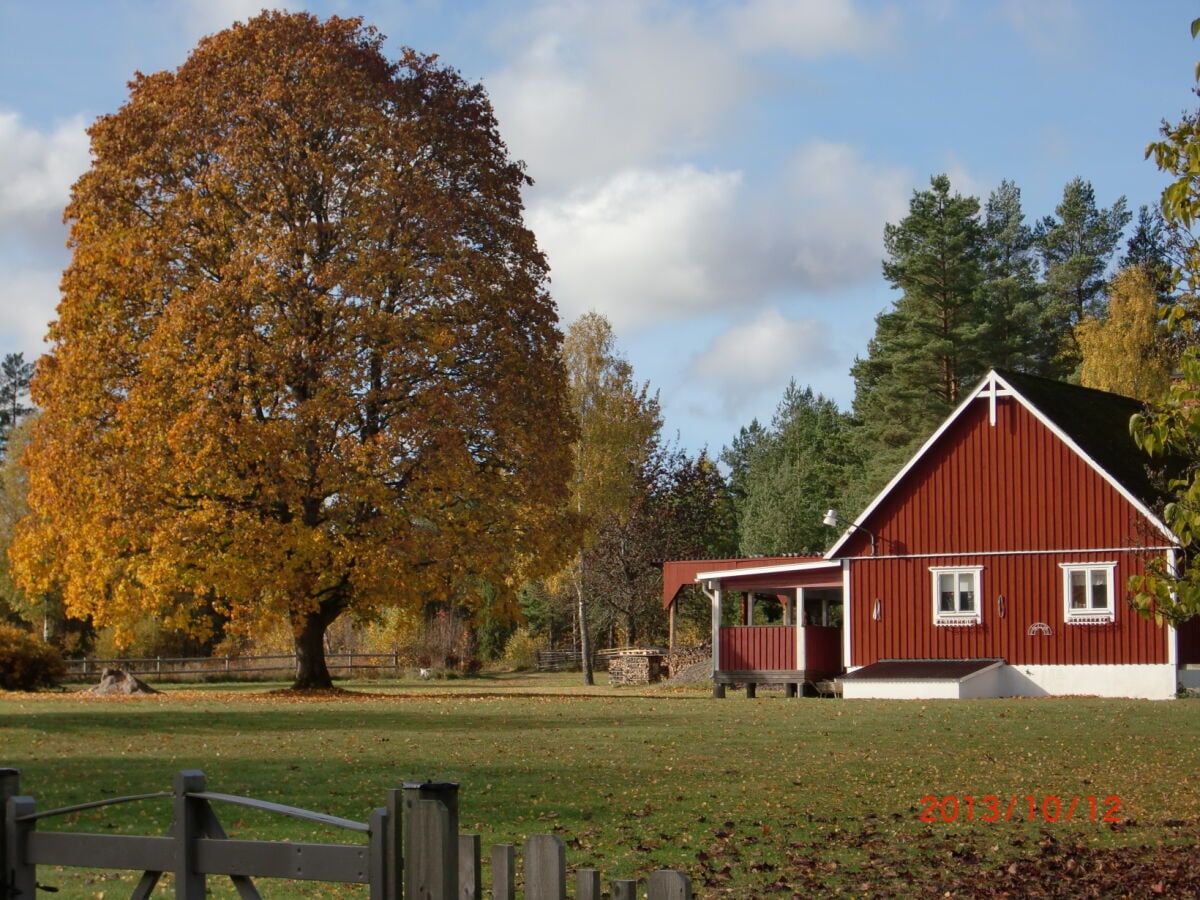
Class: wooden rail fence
1,768,691,899
63,653,411,680
62,648,633,680
535,648,624,673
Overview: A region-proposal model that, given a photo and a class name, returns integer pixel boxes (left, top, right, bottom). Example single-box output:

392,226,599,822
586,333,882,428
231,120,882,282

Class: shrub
499,627,543,671
0,624,66,691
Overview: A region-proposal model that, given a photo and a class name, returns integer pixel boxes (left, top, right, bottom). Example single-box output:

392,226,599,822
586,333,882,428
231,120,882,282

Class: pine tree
980,181,1049,373
1034,178,1131,377
0,353,34,457
851,175,987,492
723,383,861,554
1122,204,1174,304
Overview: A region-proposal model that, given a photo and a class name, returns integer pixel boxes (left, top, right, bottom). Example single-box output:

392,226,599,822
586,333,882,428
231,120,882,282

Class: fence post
491,844,515,900
524,834,565,900
576,868,601,900
457,833,480,899
368,807,390,900
1,771,16,896
5,793,36,899
386,788,403,899
174,769,207,899
611,878,638,900
403,781,459,900
649,870,693,900
0,768,17,893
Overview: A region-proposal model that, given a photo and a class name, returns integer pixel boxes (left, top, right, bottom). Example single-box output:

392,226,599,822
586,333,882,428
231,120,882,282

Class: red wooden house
667,369,1200,699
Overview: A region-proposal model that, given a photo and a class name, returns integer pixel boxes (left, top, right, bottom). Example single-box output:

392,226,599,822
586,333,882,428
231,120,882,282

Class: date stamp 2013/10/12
919,795,1122,824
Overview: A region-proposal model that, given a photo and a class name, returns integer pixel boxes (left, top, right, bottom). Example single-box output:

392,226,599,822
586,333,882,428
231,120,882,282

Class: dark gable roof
994,369,1165,511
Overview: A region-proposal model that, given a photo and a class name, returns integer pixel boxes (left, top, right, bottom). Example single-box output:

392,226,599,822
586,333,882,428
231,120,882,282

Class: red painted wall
804,626,842,675
719,626,794,670
846,395,1171,667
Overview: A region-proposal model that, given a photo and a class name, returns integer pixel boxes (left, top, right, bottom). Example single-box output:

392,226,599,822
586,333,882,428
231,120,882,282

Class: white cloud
531,142,916,335
182,0,300,41
781,140,913,288
0,265,59,356
487,1,750,190
0,112,89,233
0,111,88,359
530,165,745,330
998,0,1083,58
685,309,838,415
690,309,835,385
729,0,899,56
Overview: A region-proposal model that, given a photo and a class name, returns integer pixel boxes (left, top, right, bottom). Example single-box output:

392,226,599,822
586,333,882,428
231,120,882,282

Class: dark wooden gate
1,768,691,898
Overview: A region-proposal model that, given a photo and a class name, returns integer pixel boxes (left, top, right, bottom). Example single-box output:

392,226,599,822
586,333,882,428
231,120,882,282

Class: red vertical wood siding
719,626,795,670
847,396,1170,667
804,626,842,674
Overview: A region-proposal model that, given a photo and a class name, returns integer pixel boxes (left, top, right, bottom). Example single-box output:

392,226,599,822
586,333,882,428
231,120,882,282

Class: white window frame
930,566,983,626
1060,562,1116,624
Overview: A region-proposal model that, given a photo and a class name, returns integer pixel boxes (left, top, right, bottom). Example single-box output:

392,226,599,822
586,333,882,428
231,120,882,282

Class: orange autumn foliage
11,12,577,689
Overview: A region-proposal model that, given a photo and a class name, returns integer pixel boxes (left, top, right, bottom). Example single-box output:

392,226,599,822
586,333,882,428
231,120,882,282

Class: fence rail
64,649,637,680
63,652,408,680
1,768,691,899
535,648,626,673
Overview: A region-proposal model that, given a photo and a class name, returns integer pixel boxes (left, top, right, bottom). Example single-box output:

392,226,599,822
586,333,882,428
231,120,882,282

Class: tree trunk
574,558,594,686
293,608,337,690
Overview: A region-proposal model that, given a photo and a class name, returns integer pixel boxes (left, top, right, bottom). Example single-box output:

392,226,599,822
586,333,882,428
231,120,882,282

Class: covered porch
663,557,845,698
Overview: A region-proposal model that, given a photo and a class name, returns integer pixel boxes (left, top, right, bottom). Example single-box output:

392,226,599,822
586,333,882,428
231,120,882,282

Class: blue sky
1,0,1197,455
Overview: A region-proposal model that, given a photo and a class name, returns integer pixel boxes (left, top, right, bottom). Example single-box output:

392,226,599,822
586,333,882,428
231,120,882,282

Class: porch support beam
707,582,725,699
796,588,807,675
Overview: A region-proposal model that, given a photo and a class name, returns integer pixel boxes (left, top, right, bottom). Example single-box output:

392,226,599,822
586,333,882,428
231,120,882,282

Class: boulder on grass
89,667,160,696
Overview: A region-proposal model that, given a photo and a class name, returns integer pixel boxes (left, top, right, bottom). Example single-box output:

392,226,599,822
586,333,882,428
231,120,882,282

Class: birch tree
559,312,660,683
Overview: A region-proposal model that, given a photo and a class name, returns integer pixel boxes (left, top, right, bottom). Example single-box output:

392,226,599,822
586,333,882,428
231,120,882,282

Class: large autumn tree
11,13,576,689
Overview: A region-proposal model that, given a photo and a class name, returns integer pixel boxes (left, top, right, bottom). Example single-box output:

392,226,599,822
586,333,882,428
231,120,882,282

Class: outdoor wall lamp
822,508,877,556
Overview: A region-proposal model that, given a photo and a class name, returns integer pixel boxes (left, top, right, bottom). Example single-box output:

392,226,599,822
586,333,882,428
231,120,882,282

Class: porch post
796,589,806,673
789,589,805,699
668,600,677,656
842,561,852,669
710,583,724,699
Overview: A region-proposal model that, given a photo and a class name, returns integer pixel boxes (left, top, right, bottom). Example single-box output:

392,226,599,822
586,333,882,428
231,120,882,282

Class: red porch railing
718,625,843,674
719,626,795,670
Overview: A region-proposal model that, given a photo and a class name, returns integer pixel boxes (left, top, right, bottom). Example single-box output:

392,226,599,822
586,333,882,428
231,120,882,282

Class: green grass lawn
3,674,1199,897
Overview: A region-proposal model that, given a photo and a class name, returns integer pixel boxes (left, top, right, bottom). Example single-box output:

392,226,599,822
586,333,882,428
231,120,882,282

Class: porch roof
695,558,842,593
661,556,817,610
